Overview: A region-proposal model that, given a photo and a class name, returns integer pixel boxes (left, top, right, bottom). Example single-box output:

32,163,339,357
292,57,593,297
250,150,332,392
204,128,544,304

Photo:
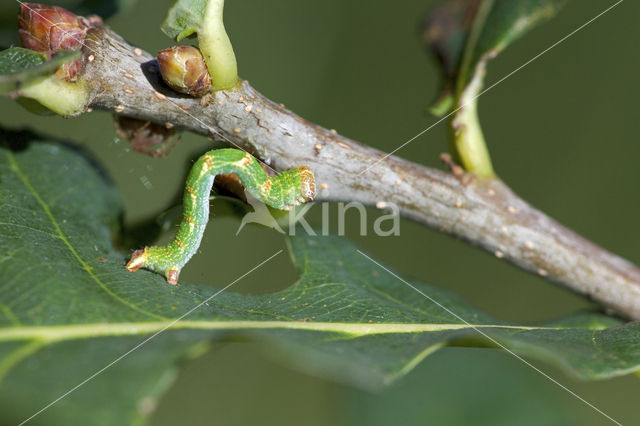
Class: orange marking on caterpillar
167,269,179,285
238,153,252,167
199,156,213,177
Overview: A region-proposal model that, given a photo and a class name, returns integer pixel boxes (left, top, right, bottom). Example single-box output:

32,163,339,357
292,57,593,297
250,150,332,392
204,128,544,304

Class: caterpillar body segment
126,149,315,284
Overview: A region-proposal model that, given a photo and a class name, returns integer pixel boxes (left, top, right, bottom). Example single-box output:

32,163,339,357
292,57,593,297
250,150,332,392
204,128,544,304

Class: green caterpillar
126,148,316,284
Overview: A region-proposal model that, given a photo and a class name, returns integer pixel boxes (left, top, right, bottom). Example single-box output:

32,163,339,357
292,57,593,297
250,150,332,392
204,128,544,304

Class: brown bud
19,3,83,54
157,46,211,97
114,116,177,158
18,3,102,81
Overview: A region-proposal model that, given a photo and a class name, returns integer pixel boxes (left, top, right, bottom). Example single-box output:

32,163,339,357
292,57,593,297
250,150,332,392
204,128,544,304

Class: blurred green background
2,0,639,424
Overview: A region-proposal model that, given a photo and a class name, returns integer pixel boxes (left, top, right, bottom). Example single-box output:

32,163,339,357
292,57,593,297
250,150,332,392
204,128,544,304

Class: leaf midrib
0,320,557,343
6,150,165,321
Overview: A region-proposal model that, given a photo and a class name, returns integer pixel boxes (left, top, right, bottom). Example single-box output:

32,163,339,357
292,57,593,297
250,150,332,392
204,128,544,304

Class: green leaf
422,0,566,176
423,0,567,115
161,0,206,42
0,48,47,74
0,48,80,94
1,130,640,423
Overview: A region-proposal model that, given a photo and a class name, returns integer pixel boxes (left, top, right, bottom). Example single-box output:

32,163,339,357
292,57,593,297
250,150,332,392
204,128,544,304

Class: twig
77,26,640,319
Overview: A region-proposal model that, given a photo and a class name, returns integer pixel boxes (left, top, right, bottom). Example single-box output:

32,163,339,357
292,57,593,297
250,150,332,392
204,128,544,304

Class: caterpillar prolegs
126,148,316,284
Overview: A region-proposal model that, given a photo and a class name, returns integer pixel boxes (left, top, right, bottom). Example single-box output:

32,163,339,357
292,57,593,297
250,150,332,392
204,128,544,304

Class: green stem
19,75,89,116
198,0,238,90
449,0,495,177
450,65,495,177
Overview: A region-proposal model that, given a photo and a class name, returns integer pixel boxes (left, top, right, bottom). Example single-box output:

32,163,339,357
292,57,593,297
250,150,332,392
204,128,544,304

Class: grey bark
78,26,640,319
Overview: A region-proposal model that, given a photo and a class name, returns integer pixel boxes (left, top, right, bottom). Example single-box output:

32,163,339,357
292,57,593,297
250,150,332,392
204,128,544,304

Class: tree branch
72,26,640,319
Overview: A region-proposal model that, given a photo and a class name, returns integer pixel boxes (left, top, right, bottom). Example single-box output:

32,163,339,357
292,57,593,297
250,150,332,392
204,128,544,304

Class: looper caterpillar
126,149,316,284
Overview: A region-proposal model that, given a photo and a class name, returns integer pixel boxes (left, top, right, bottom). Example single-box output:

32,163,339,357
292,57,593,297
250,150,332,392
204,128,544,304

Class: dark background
1,0,639,424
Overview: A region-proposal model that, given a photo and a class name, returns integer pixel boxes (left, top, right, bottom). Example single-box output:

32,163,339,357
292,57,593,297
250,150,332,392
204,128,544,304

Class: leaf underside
161,0,207,42
423,0,567,115
1,129,639,424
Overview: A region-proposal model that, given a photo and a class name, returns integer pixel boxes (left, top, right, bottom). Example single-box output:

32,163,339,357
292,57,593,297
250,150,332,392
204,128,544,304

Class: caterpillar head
297,166,316,203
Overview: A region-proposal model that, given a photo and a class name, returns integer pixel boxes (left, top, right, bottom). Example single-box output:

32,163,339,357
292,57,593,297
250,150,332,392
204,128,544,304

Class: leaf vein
5,151,165,321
